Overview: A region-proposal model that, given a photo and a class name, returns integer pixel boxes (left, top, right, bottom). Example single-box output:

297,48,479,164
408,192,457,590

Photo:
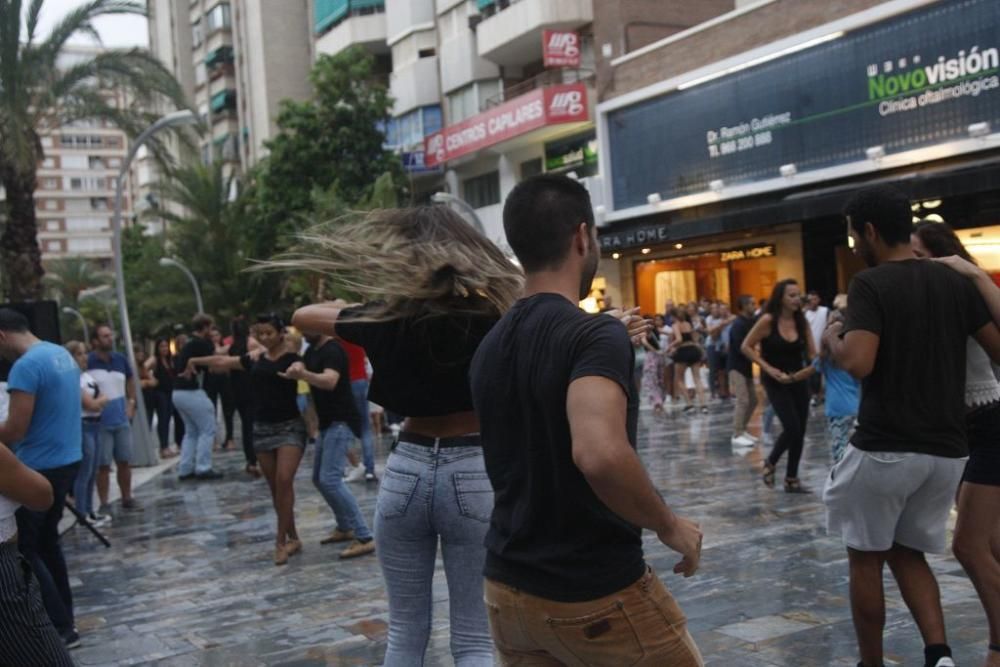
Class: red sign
543,30,581,68
424,83,588,168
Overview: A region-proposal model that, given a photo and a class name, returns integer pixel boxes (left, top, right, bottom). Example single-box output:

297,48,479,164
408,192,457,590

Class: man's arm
823,322,878,380
125,372,137,420
0,444,52,511
568,376,702,577
0,391,35,448
280,362,341,391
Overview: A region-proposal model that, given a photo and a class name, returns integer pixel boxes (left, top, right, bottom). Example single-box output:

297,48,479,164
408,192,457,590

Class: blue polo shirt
7,342,82,470
87,351,132,427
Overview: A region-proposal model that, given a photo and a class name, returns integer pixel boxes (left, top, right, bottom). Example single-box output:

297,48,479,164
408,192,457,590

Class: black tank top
154,357,174,393
760,323,807,374
681,331,694,343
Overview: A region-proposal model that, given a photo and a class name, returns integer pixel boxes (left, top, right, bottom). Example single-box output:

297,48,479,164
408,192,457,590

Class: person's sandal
285,539,302,557
274,546,288,566
784,478,811,494
245,463,261,479
762,462,776,488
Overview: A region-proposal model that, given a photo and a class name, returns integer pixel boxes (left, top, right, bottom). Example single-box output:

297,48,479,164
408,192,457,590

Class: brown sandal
245,463,261,478
784,478,811,494
762,462,776,488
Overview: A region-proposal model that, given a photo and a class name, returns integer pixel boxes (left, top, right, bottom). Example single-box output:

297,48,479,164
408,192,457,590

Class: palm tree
42,255,112,304
0,0,189,301
154,161,246,320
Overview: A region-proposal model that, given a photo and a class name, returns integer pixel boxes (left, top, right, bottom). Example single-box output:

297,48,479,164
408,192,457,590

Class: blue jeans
74,421,100,515
375,442,494,666
172,389,216,475
350,379,376,474
313,423,372,540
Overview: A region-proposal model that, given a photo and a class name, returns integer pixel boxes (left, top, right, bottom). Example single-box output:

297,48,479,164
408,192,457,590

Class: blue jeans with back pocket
374,441,494,666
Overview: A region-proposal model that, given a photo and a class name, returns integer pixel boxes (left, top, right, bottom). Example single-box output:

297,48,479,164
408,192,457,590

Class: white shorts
823,444,966,554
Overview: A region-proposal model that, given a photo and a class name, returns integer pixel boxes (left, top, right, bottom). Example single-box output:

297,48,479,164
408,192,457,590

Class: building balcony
482,67,593,110
476,0,592,67
391,56,441,115
314,0,388,57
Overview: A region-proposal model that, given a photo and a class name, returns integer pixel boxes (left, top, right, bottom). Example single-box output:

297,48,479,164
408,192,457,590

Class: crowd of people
0,178,996,667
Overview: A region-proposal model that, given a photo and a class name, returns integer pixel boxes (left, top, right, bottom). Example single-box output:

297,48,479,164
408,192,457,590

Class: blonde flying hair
270,206,524,321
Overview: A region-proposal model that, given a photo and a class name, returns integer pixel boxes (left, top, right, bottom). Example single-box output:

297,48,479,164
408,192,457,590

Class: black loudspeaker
0,300,62,382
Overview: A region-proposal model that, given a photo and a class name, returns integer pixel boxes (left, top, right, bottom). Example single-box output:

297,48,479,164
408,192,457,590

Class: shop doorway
635,250,778,315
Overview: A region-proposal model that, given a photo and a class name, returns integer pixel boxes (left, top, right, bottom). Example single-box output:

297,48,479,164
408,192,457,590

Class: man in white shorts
824,186,1000,667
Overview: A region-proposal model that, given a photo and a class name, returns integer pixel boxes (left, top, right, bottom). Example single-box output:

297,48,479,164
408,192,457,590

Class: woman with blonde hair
288,206,522,666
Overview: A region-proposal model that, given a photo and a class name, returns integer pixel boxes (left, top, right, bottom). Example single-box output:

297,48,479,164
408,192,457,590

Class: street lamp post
113,110,199,467
78,285,115,349
431,192,486,235
159,257,204,315
61,307,89,343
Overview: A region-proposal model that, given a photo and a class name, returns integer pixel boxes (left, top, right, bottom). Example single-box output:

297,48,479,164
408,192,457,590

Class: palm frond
35,1,145,70
25,0,44,46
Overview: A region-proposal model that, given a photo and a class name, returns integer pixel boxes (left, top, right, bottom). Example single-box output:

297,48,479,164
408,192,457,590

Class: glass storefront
634,245,779,315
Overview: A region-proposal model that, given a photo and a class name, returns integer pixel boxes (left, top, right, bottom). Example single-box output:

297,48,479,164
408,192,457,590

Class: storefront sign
607,0,1000,210
424,83,588,167
545,130,598,176
599,224,671,251
720,244,776,262
543,30,581,68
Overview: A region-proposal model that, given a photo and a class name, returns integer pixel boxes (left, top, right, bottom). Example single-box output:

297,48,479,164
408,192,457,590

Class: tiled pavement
61,402,991,666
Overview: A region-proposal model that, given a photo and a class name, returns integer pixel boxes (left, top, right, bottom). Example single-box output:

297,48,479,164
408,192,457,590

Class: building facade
309,0,732,253
594,0,1000,313
34,47,133,264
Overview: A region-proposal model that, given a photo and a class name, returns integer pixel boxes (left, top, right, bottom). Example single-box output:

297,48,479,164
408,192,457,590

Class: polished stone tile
58,400,991,666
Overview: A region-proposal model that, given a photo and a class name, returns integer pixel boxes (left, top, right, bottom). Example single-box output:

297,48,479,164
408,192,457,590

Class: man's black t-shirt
173,336,214,390
241,352,300,424
726,314,755,378
845,259,991,458
470,293,643,602
304,339,362,436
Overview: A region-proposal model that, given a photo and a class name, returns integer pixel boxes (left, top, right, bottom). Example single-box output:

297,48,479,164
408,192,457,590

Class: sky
31,0,149,48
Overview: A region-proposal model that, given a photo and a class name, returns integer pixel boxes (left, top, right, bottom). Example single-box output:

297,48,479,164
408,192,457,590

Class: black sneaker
121,497,143,511
179,472,196,481
62,628,81,649
195,470,224,480
365,473,378,483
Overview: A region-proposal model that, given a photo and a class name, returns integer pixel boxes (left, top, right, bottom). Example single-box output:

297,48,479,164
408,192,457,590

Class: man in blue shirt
87,324,139,511
0,308,82,647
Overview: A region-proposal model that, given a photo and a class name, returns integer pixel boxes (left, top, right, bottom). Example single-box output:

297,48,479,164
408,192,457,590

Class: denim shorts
98,423,133,466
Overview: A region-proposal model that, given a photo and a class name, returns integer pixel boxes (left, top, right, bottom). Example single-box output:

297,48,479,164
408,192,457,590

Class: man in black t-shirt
823,186,1000,667
172,314,223,480
471,175,704,666
727,295,758,448
281,334,374,560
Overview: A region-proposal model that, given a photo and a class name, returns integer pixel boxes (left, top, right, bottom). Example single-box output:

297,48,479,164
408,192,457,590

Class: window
65,199,91,212
88,156,105,169
106,157,121,168
63,154,88,169
206,3,231,32
192,19,203,47
66,217,109,232
67,237,112,254
44,240,63,254
463,171,500,209
448,85,476,124
418,48,436,58
90,198,109,211
42,220,64,232
43,200,59,211
40,136,53,148
41,178,60,189
70,177,105,191
195,62,207,86
41,157,56,169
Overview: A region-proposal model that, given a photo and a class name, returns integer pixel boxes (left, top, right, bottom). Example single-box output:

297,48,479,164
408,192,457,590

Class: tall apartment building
33,46,133,265
146,0,311,174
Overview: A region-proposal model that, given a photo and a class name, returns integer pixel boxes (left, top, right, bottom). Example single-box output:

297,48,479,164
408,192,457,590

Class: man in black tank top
824,186,1000,667
471,175,704,666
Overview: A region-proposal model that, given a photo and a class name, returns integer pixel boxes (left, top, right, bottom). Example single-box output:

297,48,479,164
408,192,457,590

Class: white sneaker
932,658,956,667
741,431,759,443
344,464,366,483
731,434,755,447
